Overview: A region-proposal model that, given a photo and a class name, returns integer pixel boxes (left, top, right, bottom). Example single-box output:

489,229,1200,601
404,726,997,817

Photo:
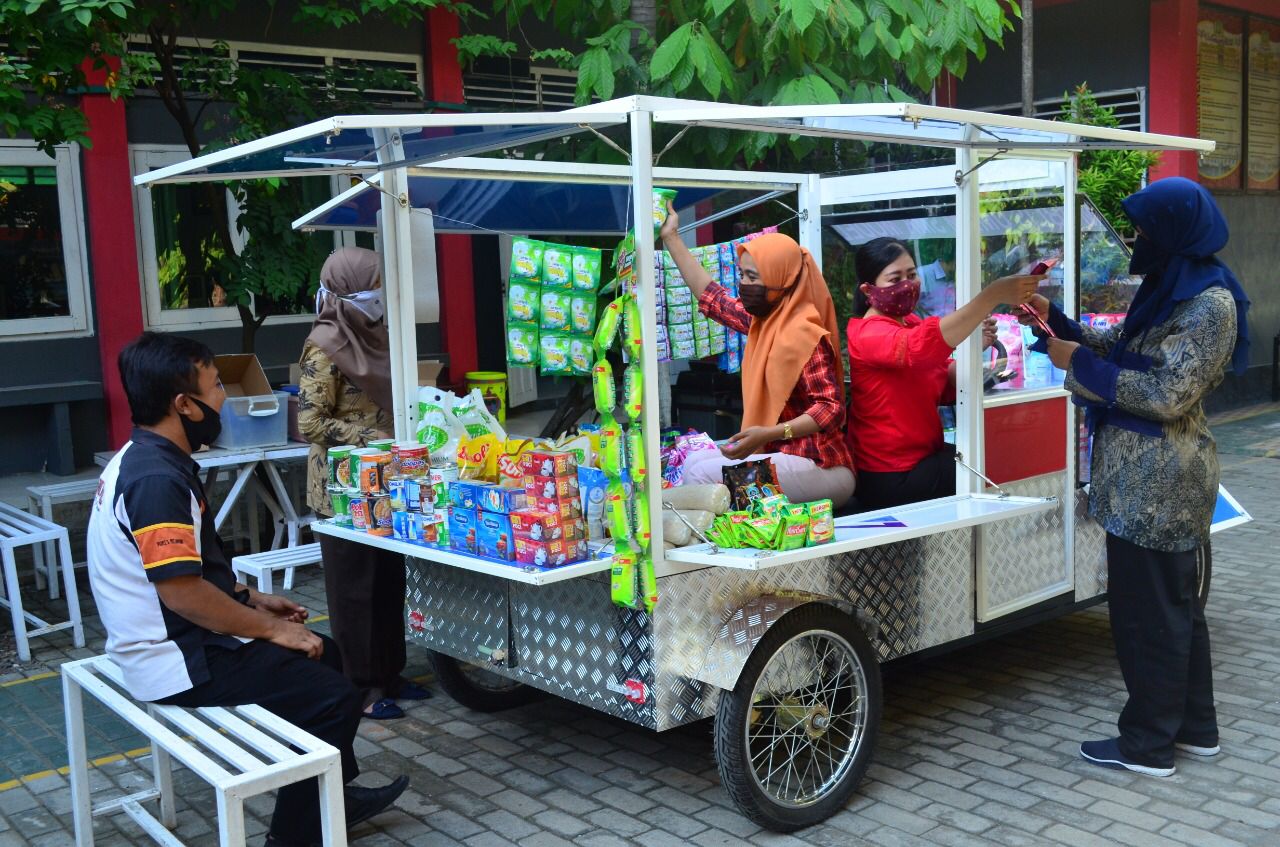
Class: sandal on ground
362,698,405,720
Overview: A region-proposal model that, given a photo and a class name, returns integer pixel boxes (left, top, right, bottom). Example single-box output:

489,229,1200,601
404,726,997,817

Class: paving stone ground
0,415,1277,846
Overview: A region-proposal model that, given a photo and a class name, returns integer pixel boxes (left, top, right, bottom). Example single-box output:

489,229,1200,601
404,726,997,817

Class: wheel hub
804,703,831,740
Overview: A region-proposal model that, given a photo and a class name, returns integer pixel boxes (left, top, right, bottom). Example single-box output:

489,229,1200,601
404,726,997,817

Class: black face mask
179,396,222,451
740,285,777,318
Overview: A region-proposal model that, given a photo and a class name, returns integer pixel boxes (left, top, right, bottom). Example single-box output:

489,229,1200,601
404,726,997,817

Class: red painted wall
80,60,144,447
1149,0,1201,181
424,8,477,384
983,397,1068,485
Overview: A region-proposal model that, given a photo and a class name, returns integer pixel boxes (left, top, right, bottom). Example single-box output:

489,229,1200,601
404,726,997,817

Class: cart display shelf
310,520,613,585
665,493,1058,570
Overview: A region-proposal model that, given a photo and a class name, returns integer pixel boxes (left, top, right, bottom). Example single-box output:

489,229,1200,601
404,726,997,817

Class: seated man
86,331,407,847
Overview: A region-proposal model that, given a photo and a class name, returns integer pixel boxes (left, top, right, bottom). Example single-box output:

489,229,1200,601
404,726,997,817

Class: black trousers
319,534,407,702
157,635,362,844
1106,533,1217,767
855,444,956,512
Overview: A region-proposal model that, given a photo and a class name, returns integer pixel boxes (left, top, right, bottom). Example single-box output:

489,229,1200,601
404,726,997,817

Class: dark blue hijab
1117,177,1250,376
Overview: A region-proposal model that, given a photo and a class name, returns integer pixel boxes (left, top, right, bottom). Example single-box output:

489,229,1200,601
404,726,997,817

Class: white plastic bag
452,388,508,443
417,387,465,464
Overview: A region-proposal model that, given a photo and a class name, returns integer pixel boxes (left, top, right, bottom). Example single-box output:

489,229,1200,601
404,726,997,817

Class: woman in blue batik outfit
1021,177,1250,778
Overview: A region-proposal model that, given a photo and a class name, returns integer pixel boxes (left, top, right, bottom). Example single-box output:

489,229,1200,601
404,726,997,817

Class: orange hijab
737,233,844,429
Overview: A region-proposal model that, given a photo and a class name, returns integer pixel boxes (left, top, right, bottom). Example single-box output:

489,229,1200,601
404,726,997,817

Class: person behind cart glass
845,238,1041,511
1021,177,1250,777
659,205,856,508
298,246,431,721
88,332,408,847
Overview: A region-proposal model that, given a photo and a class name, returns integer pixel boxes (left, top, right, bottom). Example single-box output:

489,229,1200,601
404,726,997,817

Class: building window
0,142,91,339
1198,7,1280,191
133,146,342,330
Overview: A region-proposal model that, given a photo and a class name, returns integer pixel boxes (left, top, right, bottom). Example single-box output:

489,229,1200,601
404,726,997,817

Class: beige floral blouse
297,340,391,516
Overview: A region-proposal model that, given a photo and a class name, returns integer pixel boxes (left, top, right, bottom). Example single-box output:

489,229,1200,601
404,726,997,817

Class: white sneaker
1175,741,1221,757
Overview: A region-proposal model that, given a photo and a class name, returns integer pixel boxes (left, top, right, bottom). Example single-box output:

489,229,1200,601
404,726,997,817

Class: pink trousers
682,450,855,508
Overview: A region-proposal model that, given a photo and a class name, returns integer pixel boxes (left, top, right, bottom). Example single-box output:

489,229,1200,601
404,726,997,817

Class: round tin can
392,442,429,477
392,509,413,541
367,493,393,536
428,464,458,510
328,445,356,488
355,448,390,495
387,475,409,511
327,485,352,527
403,477,423,512
368,438,395,452
349,494,371,531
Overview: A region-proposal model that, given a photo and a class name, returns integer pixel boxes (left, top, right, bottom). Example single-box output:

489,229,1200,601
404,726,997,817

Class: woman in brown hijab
298,247,428,719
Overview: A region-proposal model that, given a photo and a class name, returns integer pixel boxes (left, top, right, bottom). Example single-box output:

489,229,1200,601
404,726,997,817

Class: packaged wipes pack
510,237,545,280
570,294,597,334
568,337,594,376
572,246,603,291
507,280,540,323
540,290,572,332
542,243,574,289
506,322,539,366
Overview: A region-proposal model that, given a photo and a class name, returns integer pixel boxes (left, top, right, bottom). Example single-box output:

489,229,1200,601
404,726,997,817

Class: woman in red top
846,238,1040,510
660,206,855,508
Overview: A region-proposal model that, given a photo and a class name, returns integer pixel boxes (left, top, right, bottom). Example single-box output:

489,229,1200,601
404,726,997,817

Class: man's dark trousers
158,634,362,844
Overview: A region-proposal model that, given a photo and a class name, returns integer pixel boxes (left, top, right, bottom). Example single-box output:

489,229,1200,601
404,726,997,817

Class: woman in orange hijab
660,206,855,507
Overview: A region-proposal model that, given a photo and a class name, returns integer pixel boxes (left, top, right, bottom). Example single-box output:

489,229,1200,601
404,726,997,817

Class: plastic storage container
214,391,289,449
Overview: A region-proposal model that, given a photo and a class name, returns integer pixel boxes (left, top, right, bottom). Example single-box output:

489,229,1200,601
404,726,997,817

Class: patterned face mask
861,279,921,318
316,285,384,322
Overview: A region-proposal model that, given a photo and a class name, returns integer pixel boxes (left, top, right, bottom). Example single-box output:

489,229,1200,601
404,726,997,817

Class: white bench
26,477,100,599
0,501,85,662
232,542,323,594
63,654,347,847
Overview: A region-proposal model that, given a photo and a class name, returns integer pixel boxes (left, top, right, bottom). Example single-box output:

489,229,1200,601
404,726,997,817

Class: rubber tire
713,603,883,832
427,650,541,712
1196,543,1212,611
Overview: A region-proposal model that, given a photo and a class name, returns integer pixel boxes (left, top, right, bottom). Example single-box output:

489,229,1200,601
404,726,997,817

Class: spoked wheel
427,650,541,712
714,604,882,832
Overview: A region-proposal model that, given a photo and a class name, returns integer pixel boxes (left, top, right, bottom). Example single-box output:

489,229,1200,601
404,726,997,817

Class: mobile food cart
136,97,1252,832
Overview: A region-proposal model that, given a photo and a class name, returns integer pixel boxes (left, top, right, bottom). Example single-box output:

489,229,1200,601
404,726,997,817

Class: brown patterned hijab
306,247,392,414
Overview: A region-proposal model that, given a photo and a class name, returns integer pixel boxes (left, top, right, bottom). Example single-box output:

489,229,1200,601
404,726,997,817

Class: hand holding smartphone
1019,260,1056,337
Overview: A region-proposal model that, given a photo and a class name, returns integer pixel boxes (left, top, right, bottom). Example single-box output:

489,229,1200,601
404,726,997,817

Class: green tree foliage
1,0,462,350
1060,83,1160,237
456,0,1019,164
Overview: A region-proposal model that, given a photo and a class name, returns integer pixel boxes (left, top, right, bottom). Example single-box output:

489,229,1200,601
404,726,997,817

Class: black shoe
345,775,410,828
262,776,409,846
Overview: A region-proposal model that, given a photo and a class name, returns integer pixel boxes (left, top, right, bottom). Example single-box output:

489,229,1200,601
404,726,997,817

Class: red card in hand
1019,302,1055,338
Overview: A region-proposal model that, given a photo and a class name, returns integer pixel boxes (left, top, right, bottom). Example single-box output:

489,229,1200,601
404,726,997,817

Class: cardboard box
514,536,589,568
476,484,527,515
418,359,445,387
476,511,515,560
527,495,582,521
214,354,273,398
520,450,578,479
510,510,584,542
448,507,479,554
523,474,579,501
449,480,486,511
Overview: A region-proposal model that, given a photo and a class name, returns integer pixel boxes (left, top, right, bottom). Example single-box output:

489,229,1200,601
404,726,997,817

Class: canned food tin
328,445,357,487
428,464,458,510
392,509,413,541
387,475,409,511
356,449,391,495
368,438,394,452
349,494,371,531
414,510,446,546
327,486,352,527
403,477,423,512
368,493,393,536
392,442,429,478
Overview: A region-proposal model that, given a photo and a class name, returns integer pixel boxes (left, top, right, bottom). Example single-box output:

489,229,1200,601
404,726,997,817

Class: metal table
95,442,312,550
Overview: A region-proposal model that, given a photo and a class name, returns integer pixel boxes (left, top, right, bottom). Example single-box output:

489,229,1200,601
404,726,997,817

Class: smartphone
1029,259,1056,275
1018,302,1055,338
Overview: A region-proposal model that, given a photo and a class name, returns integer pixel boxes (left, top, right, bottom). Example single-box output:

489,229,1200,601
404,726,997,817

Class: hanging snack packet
622,296,643,361
571,294,597,334
622,363,643,423
507,280,540,323
722,458,783,511
665,284,692,307
506,322,539,366
568,337,594,376
599,411,624,476
640,555,657,613
805,500,834,545
572,246,603,292
667,303,694,325
614,232,636,296
605,478,633,540
592,358,615,413
539,332,573,375
652,188,678,236
611,540,639,609
626,425,647,487
542,243,574,289
540,289,572,331
632,488,652,551
510,237,545,280
594,296,625,351
671,336,696,360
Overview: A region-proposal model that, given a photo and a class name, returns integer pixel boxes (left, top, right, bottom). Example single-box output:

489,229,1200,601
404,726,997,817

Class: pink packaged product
514,536,589,568
661,429,720,486
510,509,585,542
524,474,579,501
527,495,582,521
519,450,578,479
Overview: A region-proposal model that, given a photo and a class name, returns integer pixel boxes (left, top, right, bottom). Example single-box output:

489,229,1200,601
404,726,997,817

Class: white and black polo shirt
86,428,248,702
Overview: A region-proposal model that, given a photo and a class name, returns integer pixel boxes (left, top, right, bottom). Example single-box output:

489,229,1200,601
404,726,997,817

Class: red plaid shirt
699,283,853,470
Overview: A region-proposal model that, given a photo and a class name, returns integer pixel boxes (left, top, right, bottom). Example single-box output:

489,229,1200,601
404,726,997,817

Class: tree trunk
631,0,658,43
1021,0,1035,118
